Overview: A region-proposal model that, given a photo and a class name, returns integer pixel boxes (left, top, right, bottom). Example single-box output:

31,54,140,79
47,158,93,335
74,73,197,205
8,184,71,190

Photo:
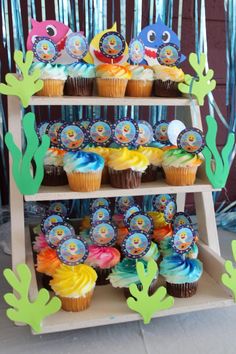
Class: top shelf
29,96,197,107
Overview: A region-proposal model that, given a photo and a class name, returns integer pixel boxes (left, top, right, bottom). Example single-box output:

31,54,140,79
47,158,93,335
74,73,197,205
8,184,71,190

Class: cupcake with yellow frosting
50,263,97,312
153,65,184,97
107,147,149,188
84,147,112,184
126,65,154,97
162,148,203,186
96,64,131,97
138,146,163,182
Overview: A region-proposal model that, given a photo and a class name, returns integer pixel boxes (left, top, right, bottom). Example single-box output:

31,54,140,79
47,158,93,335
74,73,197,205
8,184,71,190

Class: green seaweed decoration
3,264,61,333
178,53,216,105
5,112,50,195
202,115,235,189
0,50,43,107
126,259,174,324
222,240,236,301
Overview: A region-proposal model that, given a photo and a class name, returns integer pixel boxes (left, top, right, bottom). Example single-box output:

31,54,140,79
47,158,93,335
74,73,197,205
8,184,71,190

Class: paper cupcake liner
123,278,158,299
94,267,112,285
126,79,153,97
59,289,94,312
64,77,94,96
154,79,182,97
42,165,68,186
41,274,52,291
141,165,158,182
101,165,110,184
96,78,128,97
36,79,65,97
163,166,198,186
108,168,142,189
67,170,102,192
166,281,198,298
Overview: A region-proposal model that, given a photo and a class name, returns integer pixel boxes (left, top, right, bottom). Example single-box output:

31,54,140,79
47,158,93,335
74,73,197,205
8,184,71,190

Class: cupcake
152,65,184,97
36,247,61,290
32,63,67,97
138,146,163,182
84,147,112,184
96,64,131,97
126,65,154,97
107,148,149,188
152,224,173,244
162,148,203,186
42,148,67,186
33,233,48,253
63,151,104,192
50,264,97,312
147,211,168,230
116,227,129,246
142,242,160,262
86,245,120,285
64,62,95,96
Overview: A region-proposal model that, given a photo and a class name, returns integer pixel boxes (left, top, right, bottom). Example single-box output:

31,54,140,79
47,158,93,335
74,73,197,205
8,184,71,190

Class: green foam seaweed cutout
5,112,50,195
3,263,61,333
126,259,174,324
178,53,216,105
202,115,235,189
222,240,236,301
0,50,43,107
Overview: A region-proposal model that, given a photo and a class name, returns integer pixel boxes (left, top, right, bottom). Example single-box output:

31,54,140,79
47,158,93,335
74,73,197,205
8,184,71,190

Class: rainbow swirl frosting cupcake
65,62,95,96
126,65,154,97
138,146,164,182
84,147,113,184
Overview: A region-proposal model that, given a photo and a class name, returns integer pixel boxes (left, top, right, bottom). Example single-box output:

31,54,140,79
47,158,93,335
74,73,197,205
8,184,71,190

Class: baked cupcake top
33,233,48,253
63,151,104,173
147,211,168,228
142,242,160,261
162,148,203,168
30,62,67,80
84,147,112,165
107,147,149,172
138,146,163,167
86,245,120,269
50,263,97,298
152,65,184,82
160,254,203,284
96,64,131,79
127,65,154,81
36,248,61,276
66,62,96,79
44,148,66,167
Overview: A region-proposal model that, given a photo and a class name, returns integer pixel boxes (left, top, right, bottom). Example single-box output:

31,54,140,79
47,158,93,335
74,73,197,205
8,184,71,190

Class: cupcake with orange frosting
84,147,113,184
36,247,61,290
126,65,154,97
138,146,163,182
43,148,67,186
96,64,131,97
153,65,184,97
147,211,173,244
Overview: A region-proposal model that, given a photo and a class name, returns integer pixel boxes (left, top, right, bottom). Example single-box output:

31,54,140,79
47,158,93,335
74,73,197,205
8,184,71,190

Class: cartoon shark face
42,43,49,51
123,124,130,134
187,134,196,144
96,125,104,134
50,217,58,224
99,227,107,236
132,237,141,247
97,211,104,219
108,36,116,47
136,218,144,227
56,229,64,237
139,127,144,136
67,242,78,254
179,232,187,242
67,129,75,139
54,205,62,212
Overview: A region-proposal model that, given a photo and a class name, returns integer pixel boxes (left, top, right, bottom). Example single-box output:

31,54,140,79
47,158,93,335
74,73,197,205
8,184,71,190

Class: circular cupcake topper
37,122,49,140
172,212,192,230
171,225,195,254
167,120,186,146
128,212,153,234
89,120,112,146
57,122,86,151
40,212,65,233
90,198,110,212
33,37,58,63
57,236,89,265
157,43,181,66
136,121,154,146
177,128,205,154
45,121,63,146
46,222,75,248
99,31,125,59
124,204,142,225
116,196,135,214
91,206,111,224
90,221,117,246
154,121,170,145
152,194,173,212
164,200,177,223
113,118,139,146
129,38,145,64
65,32,88,60
121,231,151,259
48,201,69,217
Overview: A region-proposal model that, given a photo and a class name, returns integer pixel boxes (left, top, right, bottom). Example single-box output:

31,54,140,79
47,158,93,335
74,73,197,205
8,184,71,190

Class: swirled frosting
152,224,173,243
142,242,160,261
44,148,66,167
160,255,203,284
138,147,163,167
162,148,203,168
66,62,96,78
160,237,199,258
152,65,184,82
84,147,112,165
96,64,131,79
86,245,121,269
147,211,168,229
36,248,61,276
127,65,154,81
50,264,97,298
107,147,149,172
33,233,48,253
63,151,104,173
31,62,67,80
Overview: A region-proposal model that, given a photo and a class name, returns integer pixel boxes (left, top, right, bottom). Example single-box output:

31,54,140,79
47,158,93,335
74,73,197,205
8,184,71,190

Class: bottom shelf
25,227,234,334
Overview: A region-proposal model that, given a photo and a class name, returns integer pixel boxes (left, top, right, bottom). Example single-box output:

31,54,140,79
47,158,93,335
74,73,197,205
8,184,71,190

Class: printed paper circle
171,225,195,254
124,204,142,225
65,32,88,59
116,196,135,214
37,122,49,140
172,212,192,230
167,120,186,146
164,200,177,223
41,213,65,233
152,194,173,212
46,222,75,248
90,198,110,212
136,120,154,146
129,38,145,64
46,121,63,146
48,202,69,216
91,207,111,224
128,212,153,234
177,128,205,154
89,120,112,146
57,236,89,265
121,231,151,259
113,118,138,146
154,121,170,145
99,31,125,59
90,222,117,246
157,43,181,66
57,123,86,151
33,37,58,63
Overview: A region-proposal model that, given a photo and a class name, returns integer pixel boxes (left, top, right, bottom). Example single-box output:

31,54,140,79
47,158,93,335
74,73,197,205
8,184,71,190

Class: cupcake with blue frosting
63,151,104,192
65,62,96,96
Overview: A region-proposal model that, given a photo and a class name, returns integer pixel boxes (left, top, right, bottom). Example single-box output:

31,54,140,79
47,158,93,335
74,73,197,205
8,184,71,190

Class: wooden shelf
24,179,212,202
